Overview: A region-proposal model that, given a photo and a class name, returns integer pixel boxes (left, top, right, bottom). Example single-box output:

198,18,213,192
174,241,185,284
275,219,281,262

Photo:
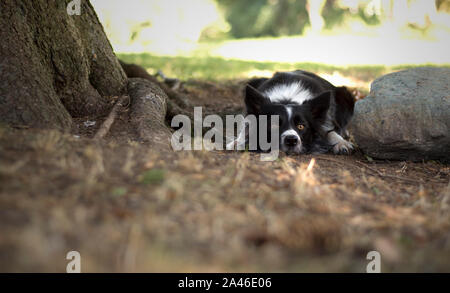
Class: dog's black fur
236,70,355,155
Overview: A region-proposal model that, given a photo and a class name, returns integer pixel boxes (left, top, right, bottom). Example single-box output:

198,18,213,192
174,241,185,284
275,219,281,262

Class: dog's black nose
285,135,299,146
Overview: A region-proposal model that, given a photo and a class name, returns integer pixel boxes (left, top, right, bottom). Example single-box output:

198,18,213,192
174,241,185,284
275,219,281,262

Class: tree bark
128,78,172,147
0,0,128,130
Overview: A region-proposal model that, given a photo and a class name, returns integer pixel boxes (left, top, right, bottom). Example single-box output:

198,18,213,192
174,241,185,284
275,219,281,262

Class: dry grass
0,80,449,273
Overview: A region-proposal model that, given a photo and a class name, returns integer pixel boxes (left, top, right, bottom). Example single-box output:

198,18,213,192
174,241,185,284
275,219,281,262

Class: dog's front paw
333,140,354,155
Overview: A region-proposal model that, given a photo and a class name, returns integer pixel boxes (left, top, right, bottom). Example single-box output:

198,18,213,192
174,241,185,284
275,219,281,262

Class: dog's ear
308,91,331,120
245,85,269,114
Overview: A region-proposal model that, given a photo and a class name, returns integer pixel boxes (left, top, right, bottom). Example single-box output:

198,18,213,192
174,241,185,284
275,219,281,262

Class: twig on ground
356,160,446,184
314,157,445,184
94,95,129,140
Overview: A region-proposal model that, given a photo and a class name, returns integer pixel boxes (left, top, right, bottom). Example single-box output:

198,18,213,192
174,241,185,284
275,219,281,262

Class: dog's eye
297,124,305,131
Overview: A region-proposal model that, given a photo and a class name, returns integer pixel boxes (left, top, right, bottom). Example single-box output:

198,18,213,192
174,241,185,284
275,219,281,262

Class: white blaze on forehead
281,106,300,140
285,105,293,119
265,82,313,105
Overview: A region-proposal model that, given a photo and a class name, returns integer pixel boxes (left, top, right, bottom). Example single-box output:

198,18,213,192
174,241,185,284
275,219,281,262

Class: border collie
230,70,355,155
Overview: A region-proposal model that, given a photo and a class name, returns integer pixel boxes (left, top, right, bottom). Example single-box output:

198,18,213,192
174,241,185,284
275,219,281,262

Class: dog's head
245,85,331,154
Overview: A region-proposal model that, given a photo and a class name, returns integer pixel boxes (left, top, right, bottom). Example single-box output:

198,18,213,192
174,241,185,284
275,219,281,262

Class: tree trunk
0,0,128,130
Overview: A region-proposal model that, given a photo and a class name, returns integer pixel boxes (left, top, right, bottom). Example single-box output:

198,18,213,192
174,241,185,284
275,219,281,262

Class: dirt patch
0,80,449,272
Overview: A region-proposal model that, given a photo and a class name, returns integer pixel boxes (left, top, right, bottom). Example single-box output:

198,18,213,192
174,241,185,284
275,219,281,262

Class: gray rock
349,67,450,162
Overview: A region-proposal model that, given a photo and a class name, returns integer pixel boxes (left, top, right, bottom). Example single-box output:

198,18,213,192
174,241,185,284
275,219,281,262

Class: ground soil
0,80,449,272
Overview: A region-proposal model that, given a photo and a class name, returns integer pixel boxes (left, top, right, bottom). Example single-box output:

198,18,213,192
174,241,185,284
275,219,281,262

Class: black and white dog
230,70,355,155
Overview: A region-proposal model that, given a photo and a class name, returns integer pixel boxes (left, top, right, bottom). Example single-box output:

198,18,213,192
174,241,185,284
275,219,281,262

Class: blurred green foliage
118,52,447,84
94,0,449,55
216,0,310,38
437,0,450,12
215,0,386,38
213,0,447,39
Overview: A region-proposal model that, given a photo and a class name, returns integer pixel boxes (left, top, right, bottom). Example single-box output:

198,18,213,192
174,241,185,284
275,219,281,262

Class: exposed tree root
120,60,190,111
127,78,172,148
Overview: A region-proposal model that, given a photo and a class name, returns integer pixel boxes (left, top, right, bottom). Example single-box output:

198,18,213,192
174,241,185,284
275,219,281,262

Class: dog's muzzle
281,130,303,154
